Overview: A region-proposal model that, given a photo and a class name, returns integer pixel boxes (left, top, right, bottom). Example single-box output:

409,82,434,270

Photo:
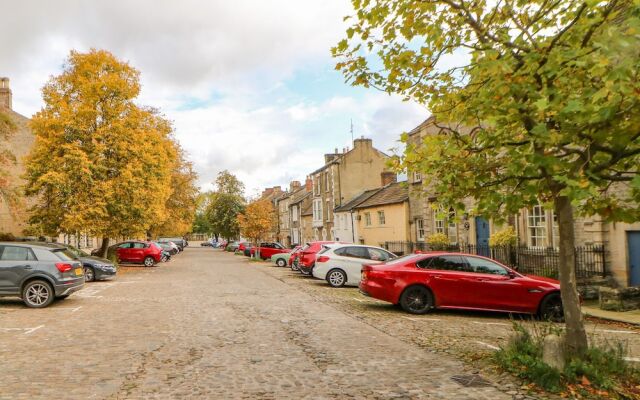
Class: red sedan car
249,242,291,259
288,246,303,270
360,252,564,321
115,240,163,267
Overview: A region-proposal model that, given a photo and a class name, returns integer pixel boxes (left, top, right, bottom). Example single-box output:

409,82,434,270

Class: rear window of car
51,248,78,261
0,245,37,261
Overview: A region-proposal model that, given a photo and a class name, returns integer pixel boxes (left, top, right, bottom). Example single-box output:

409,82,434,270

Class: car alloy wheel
400,286,434,314
161,254,168,262
539,294,564,322
84,267,95,282
291,262,299,271
327,269,347,288
23,280,54,308
144,256,155,267
276,259,287,267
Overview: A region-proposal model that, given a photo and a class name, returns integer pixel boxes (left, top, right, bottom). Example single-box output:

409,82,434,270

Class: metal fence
381,241,606,279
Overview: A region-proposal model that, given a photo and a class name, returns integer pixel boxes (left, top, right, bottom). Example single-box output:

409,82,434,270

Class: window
552,212,559,248
118,242,132,249
433,207,458,244
434,214,445,234
364,212,372,226
292,205,298,221
326,199,331,221
313,199,323,222
527,205,547,247
325,173,330,192
413,171,422,182
416,218,425,241
419,255,468,271
343,246,369,259
133,242,147,249
377,211,386,225
465,257,509,276
0,246,35,261
368,248,394,261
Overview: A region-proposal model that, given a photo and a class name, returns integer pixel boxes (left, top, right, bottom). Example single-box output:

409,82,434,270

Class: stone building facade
0,78,35,237
309,137,390,241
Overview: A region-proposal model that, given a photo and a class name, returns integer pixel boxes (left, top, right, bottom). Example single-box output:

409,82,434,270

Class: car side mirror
507,271,517,279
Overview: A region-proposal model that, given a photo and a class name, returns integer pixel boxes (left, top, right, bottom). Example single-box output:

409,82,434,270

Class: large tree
237,198,276,258
334,1,640,355
150,147,199,237
25,49,176,255
205,171,245,239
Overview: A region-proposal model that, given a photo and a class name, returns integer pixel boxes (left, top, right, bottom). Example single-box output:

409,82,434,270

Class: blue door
475,217,490,256
628,232,640,286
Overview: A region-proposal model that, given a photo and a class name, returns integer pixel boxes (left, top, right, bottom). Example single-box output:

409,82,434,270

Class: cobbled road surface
1,247,637,399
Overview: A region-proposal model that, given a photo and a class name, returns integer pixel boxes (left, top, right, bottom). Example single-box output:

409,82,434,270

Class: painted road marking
472,321,510,327
475,341,500,351
352,297,365,302
53,306,83,313
0,325,44,335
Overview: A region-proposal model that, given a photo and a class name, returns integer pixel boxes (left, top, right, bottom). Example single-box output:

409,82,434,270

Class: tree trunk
100,237,110,258
554,195,588,355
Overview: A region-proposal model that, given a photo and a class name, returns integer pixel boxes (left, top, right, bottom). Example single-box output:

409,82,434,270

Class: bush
427,233,450,250
0,232,16,241
489,226,517,246
494,321,640,398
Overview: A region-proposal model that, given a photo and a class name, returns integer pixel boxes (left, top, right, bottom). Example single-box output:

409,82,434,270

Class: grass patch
495,322,640,398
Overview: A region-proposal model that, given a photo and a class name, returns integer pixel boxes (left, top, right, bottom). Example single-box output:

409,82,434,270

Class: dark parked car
0,242,84,308
158,237,188,250
63,244,116,282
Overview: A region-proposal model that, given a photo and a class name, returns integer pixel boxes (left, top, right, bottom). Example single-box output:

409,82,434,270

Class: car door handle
432,275,441,279
17,265,32,269
476,278,489,281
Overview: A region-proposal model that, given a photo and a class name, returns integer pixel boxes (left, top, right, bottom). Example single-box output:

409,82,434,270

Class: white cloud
1,0,429,196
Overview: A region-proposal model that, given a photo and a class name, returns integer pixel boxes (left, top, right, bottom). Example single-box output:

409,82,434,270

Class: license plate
75,268,83,276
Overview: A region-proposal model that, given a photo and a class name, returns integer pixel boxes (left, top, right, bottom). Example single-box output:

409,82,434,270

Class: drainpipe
350,209,356,243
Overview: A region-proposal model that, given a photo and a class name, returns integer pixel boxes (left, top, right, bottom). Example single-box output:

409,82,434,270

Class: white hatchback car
312,244,397,287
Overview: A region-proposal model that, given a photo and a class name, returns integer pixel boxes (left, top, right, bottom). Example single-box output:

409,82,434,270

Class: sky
1,0,429,196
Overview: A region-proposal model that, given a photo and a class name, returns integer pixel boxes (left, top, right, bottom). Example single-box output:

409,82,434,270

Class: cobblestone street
1,247,638,399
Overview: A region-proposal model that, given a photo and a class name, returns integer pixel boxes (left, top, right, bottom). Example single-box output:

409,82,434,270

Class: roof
354,182,409,209
334,188,381,213
301,202,313,216
290,189,310,205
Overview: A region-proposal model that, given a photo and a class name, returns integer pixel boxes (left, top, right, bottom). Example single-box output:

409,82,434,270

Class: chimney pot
0,77,12,110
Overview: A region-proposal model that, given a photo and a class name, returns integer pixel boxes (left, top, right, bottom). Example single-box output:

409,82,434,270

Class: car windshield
66,245,89,258
380,253,423,265
52,248,79,261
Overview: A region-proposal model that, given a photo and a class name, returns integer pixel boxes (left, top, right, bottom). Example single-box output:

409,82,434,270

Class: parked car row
261,240,566,322
0,237,189,308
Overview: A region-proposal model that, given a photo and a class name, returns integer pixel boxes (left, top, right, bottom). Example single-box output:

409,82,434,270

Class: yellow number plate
75,268,83,276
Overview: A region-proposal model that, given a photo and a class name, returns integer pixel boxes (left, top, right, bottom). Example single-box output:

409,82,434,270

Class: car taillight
317,256,330,263
56,263,73,273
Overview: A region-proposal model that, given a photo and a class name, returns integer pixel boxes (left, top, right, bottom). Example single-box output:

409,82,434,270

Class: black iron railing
381,241,606,279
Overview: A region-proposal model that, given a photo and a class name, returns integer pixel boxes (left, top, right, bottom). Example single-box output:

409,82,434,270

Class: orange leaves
237,198,276,241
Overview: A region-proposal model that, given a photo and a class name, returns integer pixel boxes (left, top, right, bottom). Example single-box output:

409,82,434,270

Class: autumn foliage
237,198,276,255
24,49,197,246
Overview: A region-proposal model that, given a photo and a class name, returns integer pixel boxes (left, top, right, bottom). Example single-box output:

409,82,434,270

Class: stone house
0,78,35,237
287,179,312,246
300,202,313,245
406,117,640,288
353,181,410,247
309,137,390,241
259,186,284,242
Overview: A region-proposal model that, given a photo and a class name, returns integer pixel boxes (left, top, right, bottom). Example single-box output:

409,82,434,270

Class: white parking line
352,297,365,302
0,325,44,335
599,329,637,335
475,341,500,351
401,316,442,322
24,325,44,335
472,321,510,327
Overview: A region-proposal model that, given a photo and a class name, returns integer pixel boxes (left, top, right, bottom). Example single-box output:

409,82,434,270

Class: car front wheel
327,269,347,288
400,286,434,314
22,280,55,308
144,256,156,267
276,258,287,267
84,266,95,282
539,293,564,322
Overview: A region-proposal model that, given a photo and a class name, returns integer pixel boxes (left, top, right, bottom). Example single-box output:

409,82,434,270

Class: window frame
364,212,372,226
377,210,386,225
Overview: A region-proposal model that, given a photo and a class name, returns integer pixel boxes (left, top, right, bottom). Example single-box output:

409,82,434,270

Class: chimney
381,171,397,186
353,137,372,150
290,180,301,191
305,178,312,192
0,77,12,110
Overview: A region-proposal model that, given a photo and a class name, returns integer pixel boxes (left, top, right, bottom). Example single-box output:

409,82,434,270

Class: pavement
1,246,511,399
582,301,640,325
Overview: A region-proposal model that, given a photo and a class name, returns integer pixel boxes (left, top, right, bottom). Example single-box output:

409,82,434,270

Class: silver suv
0,242,85,308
